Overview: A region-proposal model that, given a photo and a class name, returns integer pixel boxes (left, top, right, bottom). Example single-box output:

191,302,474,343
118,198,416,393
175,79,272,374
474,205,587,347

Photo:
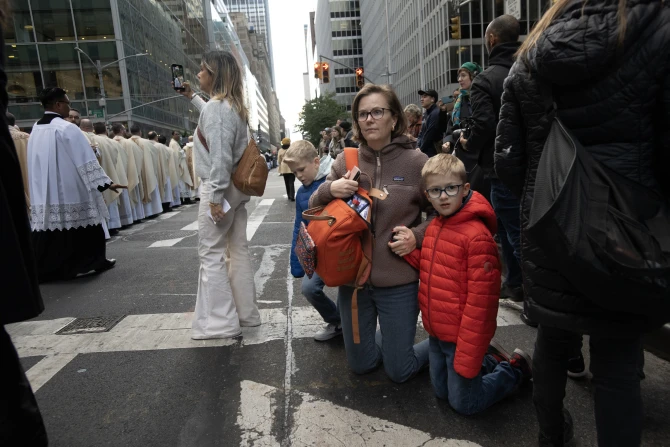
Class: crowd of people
3,1,669,446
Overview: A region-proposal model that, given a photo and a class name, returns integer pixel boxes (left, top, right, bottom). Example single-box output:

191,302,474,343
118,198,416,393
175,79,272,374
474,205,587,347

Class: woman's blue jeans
338,282,429,383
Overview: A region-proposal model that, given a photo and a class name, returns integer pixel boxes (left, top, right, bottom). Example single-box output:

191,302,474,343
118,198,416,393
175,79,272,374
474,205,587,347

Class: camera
452,118,474,152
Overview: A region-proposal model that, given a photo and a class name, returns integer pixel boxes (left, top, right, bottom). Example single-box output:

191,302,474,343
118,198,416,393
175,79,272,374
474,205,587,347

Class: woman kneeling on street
309,84,432,383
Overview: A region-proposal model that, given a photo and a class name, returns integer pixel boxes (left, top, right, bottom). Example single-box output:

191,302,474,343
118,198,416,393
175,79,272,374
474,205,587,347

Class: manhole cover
123,230,197,242
56,316,126,335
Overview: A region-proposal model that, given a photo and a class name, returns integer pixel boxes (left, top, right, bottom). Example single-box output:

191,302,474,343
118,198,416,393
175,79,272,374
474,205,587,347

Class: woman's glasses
425,184,463,198
355,107,390,122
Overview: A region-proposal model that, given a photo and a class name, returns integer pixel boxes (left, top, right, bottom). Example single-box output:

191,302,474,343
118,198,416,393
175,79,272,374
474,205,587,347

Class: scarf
451,89,470,127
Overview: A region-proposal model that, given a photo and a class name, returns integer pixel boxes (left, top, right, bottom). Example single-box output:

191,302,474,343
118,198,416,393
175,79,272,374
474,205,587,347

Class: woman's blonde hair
351,84,408,147
202,51,249,122
517,0,627,66
283,140,318,165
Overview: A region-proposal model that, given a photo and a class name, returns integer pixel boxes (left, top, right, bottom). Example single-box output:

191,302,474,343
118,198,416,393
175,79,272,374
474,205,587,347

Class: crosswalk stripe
181,221,199,231
149,237,185,248
158,211,181,220
247,198,275,240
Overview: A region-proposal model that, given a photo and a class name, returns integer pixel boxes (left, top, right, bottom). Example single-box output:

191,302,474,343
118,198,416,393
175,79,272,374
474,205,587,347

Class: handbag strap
196,127,209,153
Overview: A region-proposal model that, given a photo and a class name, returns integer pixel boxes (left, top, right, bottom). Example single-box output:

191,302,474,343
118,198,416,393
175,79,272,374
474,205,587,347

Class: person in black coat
0,18,49,446
459,15,523,302
495,1,670,445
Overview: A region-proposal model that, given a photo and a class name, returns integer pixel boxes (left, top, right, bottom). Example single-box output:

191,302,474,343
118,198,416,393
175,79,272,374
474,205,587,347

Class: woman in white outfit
178,51,261,339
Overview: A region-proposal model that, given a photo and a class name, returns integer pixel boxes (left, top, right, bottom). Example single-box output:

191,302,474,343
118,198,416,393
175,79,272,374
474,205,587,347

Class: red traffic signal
322,62,330,84
355,67,364,88
314,62,322,79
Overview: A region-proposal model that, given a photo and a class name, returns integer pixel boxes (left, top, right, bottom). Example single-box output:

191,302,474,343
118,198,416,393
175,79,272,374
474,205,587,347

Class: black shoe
501,284,524,302
520,311,539,328
487,339,512,363
509,348,533,381
95,258,116,273
567,354,588,379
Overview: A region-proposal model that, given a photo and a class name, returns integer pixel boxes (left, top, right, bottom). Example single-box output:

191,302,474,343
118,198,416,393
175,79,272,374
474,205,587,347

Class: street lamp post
75,46,148,127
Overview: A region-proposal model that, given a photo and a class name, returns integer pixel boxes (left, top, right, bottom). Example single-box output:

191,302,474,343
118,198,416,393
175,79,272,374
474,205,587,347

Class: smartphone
350,166,361,182
441,95,455,104
171,64,185,91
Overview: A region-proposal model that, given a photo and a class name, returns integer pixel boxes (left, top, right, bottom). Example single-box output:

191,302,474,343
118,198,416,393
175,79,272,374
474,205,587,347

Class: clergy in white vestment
161,133,183,207
170,132,193,201
147,131,176,210
111,123,145,222
28,88,123,281
8,112,30,208
81,119,122,229
129,125,163,217
184,136,200,200
92,122,134,227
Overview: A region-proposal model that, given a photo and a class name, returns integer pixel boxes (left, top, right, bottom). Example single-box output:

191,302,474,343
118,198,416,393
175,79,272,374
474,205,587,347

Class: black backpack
526,106,670,323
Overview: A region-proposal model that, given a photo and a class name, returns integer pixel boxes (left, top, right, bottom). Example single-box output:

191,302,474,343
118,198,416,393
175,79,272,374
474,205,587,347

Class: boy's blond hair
283,140,318,164
421,154,467,184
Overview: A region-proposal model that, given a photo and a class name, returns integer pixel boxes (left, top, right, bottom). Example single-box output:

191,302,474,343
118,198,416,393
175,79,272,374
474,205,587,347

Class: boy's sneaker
567,353,588,379
487,339,512,363
314,323,342,341
509,348,533,381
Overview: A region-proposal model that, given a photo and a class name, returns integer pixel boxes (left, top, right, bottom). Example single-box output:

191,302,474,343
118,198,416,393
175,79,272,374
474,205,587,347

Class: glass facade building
361,0,548,108
5,0,209,136
315,0,362,111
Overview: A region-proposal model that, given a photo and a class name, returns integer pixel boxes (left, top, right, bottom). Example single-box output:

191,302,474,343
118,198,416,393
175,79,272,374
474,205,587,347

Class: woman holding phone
309,83,433,383
177,51,261,339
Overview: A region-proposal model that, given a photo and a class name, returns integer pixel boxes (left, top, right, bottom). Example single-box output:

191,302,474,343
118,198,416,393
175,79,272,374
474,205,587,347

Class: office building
314,0,363,111
222,0,275,88
361,0,546,107
5,0,210,136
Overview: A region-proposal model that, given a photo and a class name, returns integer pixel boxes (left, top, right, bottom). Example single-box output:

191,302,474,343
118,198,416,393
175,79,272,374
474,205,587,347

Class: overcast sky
267,0,317,138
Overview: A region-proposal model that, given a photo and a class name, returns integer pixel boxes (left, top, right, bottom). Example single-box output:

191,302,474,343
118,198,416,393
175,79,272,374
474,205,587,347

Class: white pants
192,182,260,338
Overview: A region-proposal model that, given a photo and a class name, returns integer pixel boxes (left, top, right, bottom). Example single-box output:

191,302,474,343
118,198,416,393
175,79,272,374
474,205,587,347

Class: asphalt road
8,171,670,447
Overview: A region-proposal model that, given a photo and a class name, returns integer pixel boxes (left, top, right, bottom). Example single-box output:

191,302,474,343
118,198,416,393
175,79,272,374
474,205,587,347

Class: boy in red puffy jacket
403,154,531,415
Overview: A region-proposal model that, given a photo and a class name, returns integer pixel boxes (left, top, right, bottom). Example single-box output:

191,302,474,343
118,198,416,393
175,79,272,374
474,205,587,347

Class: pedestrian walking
277,138,295,201
309,83,433,383
495,1,670,445
178,50,261,339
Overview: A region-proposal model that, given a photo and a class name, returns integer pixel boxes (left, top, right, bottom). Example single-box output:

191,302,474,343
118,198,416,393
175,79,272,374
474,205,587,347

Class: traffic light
314,62,322,79
355,67,364,88
450,17,461,39
322,63,330,83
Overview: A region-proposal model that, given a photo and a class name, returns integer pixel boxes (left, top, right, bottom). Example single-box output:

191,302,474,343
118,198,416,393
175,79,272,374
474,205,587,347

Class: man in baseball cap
417,88,441,157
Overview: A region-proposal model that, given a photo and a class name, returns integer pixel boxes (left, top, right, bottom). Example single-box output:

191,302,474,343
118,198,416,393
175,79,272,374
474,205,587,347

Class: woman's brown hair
351,84,408,147
517,0,627,67
202,50,249,123
331,125,344,140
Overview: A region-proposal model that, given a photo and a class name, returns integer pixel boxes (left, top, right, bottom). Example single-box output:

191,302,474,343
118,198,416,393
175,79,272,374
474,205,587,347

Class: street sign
89,108,104,118
505,0,521,19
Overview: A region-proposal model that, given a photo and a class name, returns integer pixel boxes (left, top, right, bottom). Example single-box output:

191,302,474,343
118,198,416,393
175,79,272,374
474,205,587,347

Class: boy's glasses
426,184,463,198
355,107,389,121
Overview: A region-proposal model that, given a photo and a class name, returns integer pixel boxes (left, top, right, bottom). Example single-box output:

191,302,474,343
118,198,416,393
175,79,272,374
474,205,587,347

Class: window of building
6,44,43,103
39,44,85,99
72,0,114,40
5,0,35,43
31,0,76,42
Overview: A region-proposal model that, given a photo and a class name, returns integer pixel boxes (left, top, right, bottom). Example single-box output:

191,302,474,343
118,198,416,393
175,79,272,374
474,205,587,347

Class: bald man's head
80,119,94,132
147,131,158,141
485,14,520,53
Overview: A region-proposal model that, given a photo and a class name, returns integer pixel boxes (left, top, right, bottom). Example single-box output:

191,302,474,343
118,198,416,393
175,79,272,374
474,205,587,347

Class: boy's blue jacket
290,157,332,277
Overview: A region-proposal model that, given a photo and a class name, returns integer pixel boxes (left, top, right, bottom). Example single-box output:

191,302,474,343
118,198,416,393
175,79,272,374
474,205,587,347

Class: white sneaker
314,323,342,341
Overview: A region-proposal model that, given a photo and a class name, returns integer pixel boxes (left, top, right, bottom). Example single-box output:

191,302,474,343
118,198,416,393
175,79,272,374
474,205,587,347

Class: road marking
149,237,186,248
26,354,78,392
283,260,295,445
158,211,181,220
258,300,282,304
254,245,287,297
238,380,483,446
247,199,275,240
181,221,199,231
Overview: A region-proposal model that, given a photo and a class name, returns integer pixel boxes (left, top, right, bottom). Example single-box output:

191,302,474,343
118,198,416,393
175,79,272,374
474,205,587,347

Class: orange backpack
302,147,386,343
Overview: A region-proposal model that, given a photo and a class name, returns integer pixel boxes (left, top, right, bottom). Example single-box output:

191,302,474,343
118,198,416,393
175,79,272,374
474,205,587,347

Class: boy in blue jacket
284,140,341,341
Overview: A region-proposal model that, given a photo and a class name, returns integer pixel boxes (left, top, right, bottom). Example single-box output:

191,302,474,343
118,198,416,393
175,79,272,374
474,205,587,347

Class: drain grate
56,316,126,335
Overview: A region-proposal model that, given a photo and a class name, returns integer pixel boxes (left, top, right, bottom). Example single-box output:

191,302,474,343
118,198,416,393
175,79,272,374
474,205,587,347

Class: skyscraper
314,0,363,111
222,0,275,87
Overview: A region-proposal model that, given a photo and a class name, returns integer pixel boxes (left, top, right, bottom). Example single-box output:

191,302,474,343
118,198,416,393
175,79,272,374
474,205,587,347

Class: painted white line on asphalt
238,380,483,447
181,221,199,231
149,237,186,248
149,293,197,296
26,354,78,392
258,300,282,304
283,260,295,441
253,245,286,297
158,211,181,220
247,199,275,240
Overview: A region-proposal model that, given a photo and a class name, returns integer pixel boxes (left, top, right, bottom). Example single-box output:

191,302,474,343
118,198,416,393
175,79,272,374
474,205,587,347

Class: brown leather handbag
196,122,268,196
